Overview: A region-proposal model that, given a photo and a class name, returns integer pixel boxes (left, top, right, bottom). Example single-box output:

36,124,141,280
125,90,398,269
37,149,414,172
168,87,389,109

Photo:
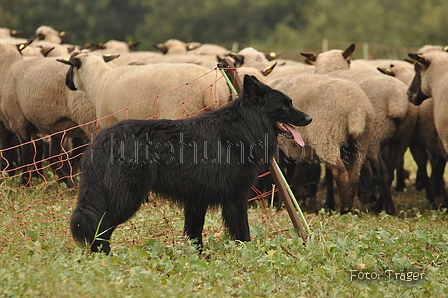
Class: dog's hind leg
222,197,251,242
183,202,209,247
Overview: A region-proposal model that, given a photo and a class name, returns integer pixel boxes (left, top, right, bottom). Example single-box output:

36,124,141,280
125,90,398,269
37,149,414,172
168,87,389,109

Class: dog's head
242,75,312,146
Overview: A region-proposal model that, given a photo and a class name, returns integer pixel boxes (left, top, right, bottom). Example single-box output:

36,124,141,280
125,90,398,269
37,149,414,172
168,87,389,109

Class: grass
1,152,448,297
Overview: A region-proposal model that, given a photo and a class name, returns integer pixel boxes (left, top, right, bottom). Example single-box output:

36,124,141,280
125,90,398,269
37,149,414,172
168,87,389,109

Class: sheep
154,39,229,56
228,47,314,84
57,50,232,129
34,25,67,44
378,61,448,208
0,43,96,186
417,44,448,54
33,25,79,55
125,52,219,69
269,74,374,213
0,28,25,42
407,50,448,209
410,98,447,207
376,63,420,192
90,39,140,54
302,44,414,214
408,51,448,155
377,62,416,86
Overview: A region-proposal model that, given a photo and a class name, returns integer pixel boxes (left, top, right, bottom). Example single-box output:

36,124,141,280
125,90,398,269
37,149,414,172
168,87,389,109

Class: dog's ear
243,74,266,103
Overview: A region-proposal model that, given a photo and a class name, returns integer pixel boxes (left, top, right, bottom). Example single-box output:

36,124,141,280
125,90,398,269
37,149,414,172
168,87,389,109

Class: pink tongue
283,122,305,147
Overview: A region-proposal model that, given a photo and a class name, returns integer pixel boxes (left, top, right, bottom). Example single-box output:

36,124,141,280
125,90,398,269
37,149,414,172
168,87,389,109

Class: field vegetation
1,152,447,297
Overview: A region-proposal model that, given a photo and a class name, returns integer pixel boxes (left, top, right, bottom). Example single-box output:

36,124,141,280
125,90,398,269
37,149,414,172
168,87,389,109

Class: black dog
70,75,312,253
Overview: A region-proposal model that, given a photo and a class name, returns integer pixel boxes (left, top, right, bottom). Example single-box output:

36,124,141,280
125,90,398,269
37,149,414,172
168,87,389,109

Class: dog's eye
282,105,288,109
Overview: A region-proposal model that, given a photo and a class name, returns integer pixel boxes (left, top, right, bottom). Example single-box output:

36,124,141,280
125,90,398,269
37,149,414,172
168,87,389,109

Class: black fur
70,75,312,253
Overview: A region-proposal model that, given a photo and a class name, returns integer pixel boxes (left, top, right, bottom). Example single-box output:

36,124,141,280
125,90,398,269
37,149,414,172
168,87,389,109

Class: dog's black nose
305,115,312,125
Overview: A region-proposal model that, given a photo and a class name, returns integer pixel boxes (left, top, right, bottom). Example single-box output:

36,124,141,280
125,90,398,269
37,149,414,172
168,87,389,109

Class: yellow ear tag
18,44,25,50
269,52,276,57
443,45,448,52
63,57,70,61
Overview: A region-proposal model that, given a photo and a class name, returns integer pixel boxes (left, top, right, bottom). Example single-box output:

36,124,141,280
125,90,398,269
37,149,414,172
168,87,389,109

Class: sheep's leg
303,163,321,212
431,156,446,197
20,138,45,186
0,126,19,173
291,163,320,212
410,143,435,203
326,158,352,214
48,134,75,188
357,161,376,206
372,154,395,215
324,166,335,211
346,162,361,208
70,137,87,172
394,160,407,192
430,156,446,208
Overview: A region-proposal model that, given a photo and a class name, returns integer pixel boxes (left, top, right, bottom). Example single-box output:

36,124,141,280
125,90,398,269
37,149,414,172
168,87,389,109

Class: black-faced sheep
57,51,232,129
408,51,448,155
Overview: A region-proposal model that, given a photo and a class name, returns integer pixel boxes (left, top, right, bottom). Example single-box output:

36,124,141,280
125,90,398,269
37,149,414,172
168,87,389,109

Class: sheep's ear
343,44,355,59
261,62,277,76
243,74,265,103
10,29,24,37
56,57,79,90
154,43,168,54
408,53,430,68
56,52,81,67
227,53,244,67
186,42,201,51
96,42,106,50
300,52,317,62
40,46,55,57
265,51,282,61
66,45,76,54
103,54,120,63
16,36,33,54
56,57,73,66
377,67,394,77
59,31,69,38
127,41,140,49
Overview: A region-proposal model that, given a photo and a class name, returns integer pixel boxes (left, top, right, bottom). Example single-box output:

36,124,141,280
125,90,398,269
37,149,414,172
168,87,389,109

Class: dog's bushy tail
70,157,109,248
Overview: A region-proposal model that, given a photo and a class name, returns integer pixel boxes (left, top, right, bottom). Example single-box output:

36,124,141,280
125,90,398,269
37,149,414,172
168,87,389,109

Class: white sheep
379,61,448,208
92,39,140,54
0,43,96,185
57,51,232,129
34,25,67,44
408,51,448,156
0,28,26,42
270,74,374,213
154,38,229,56
417,44,448,54
302,44,413,214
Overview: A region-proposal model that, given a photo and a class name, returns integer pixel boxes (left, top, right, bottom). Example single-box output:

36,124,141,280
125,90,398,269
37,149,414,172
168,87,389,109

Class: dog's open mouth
277,122,305,147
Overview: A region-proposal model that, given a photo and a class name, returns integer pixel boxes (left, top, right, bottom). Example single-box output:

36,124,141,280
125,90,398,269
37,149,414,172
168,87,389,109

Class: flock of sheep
0,25,447,214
